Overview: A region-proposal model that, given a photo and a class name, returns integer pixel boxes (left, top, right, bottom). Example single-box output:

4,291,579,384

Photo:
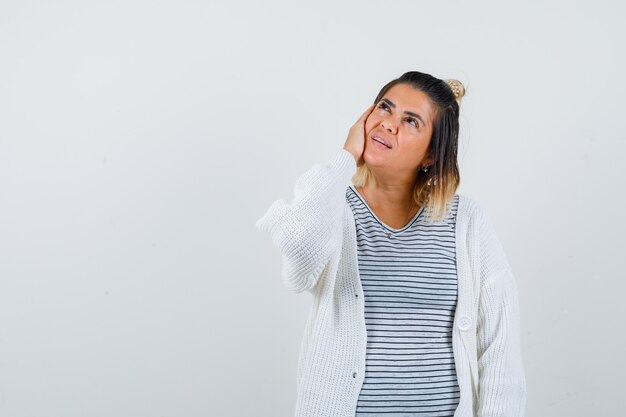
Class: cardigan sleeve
474,205,527,417
255,148,356,294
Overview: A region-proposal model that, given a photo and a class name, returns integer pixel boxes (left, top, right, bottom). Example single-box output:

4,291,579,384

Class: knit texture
255,148,527,417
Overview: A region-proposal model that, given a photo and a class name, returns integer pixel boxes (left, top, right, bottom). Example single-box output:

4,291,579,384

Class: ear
421,155,434,169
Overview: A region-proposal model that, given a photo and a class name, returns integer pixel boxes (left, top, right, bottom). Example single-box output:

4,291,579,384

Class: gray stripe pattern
346,185,461,417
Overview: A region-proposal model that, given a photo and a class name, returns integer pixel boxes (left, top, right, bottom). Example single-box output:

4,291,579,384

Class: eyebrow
381,98,426,127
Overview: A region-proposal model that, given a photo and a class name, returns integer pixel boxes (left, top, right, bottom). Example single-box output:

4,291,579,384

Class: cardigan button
457,315,472,331
352,371,357,378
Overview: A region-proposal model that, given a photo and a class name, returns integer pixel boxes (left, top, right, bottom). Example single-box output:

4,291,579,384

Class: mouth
370,135,392,149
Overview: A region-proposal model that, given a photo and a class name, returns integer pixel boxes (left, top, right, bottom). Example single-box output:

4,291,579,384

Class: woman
256,71,526,417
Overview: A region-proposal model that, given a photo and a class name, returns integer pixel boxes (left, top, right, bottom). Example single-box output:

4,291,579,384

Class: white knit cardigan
255,148,527,417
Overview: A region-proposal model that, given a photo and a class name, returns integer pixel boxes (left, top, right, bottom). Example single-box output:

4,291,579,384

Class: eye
379,102,419,128
407,117,419,128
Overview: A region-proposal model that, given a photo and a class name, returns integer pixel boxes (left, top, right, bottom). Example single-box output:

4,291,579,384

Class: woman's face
364,83,435,172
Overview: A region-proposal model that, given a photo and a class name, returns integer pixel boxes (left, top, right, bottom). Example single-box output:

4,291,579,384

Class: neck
359,172,417,211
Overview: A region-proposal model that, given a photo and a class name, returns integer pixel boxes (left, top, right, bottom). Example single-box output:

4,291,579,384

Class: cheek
402,136,428,154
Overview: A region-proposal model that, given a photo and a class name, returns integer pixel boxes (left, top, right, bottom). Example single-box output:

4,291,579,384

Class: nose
381,118,398,134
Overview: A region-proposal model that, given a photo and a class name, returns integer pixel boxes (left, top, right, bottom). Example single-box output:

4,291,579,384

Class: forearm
476,267,527,417
255,149,356,293
473,204,527,416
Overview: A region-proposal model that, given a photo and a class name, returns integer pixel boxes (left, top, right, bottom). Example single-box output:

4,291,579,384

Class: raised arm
474,205,527,417
255,148,356,294
255,103,375,294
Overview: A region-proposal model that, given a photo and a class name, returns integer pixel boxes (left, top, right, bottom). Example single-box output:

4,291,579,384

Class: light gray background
1,1,624,416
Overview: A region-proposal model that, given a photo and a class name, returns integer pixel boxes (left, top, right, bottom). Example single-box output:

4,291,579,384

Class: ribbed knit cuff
334,148,357,184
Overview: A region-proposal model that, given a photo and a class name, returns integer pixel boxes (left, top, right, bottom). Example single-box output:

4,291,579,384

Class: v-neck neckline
349,184,425,233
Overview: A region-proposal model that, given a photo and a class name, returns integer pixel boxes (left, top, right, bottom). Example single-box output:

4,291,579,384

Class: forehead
382,83,434,125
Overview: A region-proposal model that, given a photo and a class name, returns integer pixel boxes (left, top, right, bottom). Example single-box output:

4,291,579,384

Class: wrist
343,146,359,163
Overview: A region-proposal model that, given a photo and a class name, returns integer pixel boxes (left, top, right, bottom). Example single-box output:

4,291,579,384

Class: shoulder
454,193,498,234
455,193,482,220
457,194,512,272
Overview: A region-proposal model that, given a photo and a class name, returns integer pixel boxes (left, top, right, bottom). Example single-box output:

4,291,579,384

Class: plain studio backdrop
0,0,624,416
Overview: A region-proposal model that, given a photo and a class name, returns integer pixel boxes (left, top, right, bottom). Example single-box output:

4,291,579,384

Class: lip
371,137,390,149
370,133,392,149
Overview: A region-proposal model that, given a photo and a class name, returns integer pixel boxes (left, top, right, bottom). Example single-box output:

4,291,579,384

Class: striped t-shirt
346,185,461,417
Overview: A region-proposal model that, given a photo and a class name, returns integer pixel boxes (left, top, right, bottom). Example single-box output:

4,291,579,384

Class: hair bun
444,79,466,101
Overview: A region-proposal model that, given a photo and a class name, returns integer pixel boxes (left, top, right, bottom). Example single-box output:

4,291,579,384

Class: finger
358,103,376,122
